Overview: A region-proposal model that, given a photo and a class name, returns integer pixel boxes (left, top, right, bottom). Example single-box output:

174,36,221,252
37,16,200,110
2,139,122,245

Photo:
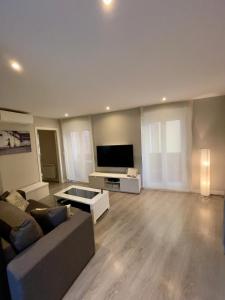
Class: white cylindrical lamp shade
200,149,210,196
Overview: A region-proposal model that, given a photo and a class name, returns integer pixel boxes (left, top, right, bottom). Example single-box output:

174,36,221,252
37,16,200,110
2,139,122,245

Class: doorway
35,128,63,184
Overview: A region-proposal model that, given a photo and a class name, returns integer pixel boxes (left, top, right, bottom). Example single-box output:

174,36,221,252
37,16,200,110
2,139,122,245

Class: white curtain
141,103,192,191
62,117,95,183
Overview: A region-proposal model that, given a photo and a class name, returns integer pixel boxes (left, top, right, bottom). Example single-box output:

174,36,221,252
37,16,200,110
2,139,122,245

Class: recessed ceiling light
9,60,23,73
101,0,114,11
106,106,110,111
162,97,167,102
64,113,69,117
102,0,113,6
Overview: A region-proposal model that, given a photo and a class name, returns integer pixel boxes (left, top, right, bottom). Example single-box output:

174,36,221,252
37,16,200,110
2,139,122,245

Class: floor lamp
200,149,210,196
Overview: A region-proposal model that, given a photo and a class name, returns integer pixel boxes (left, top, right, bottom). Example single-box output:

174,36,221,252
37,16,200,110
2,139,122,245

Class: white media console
89,172,141,194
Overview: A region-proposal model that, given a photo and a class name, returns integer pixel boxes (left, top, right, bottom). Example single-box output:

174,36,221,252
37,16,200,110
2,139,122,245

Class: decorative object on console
127,168,138,178
0,130,31,155
200,149,210,196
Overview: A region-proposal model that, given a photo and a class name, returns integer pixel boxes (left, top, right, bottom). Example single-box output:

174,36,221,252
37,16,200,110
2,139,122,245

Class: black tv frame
97,144,134,168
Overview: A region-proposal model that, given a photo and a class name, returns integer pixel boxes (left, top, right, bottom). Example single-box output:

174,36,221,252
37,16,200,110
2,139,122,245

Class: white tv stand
89,172,141,194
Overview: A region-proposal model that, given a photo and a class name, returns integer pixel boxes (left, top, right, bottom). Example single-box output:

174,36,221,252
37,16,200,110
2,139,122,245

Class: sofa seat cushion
30,206,68,234
0,202,43,253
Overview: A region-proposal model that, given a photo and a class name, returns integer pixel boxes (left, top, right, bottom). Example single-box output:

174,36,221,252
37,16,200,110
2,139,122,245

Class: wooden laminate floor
46,187,225,300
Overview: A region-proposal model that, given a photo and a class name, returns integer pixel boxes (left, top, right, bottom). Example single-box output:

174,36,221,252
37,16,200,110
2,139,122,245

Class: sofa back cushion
0,202,43,253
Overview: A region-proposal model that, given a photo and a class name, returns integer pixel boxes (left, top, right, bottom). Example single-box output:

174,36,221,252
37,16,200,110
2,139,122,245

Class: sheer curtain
141,103,192,191
62,117,95,183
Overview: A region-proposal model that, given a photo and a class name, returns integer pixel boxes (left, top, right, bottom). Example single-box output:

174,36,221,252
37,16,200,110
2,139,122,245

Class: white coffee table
54,185,110,224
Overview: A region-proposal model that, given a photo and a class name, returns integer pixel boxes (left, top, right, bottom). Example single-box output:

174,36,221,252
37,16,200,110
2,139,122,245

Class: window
166,120,181,153
141,104,191,191
62,118,95,183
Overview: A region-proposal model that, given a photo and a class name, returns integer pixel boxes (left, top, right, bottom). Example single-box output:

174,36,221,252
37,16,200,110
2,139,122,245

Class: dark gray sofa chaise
0,198,95,300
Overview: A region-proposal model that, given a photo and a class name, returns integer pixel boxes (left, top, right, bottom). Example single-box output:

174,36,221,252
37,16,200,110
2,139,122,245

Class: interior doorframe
35,127,64,183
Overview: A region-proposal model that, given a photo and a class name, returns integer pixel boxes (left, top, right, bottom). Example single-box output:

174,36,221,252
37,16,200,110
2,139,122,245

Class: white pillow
6,191,29,212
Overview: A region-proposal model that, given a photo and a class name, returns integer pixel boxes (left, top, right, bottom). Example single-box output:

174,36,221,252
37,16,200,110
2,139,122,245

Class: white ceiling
0,0,225,118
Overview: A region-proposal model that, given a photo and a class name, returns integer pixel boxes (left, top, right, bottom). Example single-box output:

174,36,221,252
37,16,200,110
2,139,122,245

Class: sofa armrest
7,210,95,300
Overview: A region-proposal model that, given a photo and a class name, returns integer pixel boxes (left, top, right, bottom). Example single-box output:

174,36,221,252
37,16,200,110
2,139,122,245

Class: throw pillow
10,219,43,252
30,206,68,234
6,191,29,211
0,201,43,253
0,218,43,253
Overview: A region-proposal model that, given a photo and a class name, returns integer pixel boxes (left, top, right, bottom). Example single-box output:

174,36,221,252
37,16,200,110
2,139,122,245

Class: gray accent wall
91,108,142,174
192,96,225,194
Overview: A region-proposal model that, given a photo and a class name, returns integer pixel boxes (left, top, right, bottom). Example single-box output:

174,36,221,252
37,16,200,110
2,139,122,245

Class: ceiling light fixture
102,0,113,6
162,97,167,102
101,0,114,12
64,113,69,117
9,60,23,73
106,106,110,111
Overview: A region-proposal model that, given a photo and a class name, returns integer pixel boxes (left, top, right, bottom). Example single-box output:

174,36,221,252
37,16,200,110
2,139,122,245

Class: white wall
0,116,65,192
0,122,40,192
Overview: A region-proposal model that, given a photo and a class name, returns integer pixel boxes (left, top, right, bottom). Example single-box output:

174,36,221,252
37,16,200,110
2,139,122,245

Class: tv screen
97,145,134,168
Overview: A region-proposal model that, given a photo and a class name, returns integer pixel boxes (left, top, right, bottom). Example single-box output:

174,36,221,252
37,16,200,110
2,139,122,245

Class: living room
0,1,225,300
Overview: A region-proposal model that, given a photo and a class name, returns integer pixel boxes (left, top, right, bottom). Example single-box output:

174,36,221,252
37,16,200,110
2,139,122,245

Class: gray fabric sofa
0,199,95,300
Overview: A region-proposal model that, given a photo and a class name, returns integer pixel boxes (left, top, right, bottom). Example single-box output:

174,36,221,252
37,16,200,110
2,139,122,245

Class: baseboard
143,187,224,196
143,187,191,193
211,190,225,196
191,189,224,196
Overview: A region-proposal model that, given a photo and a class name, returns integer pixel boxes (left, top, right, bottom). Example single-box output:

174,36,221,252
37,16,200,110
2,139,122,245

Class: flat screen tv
97,145,134,168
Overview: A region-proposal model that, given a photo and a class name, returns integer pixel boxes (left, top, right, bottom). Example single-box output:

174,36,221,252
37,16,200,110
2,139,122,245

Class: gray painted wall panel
192,97,225,193
91,108,142,174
